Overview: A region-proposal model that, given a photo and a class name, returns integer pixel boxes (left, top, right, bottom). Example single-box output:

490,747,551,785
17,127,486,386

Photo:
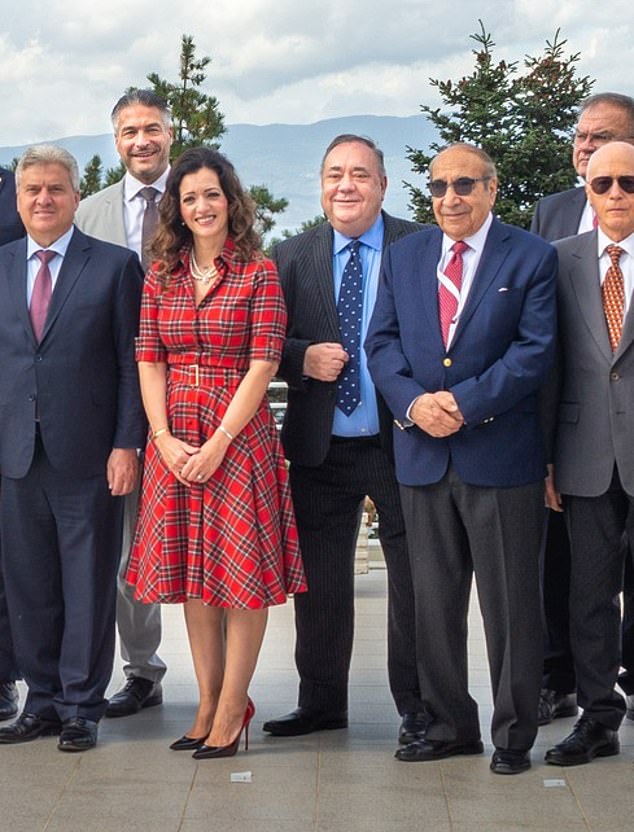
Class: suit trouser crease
400,467,543,751
564,470,632,729
289,437,421,714
117,477,166,683
1,438,123,722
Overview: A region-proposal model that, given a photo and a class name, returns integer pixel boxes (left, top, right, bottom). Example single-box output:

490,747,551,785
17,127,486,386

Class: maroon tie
30,250,56,342
439,241,468,347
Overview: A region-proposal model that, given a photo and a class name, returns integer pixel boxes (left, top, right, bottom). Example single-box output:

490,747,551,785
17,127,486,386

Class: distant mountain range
0,115,436,234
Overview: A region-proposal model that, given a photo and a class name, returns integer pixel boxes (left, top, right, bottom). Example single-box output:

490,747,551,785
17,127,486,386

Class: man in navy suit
531,93,634,726
366,143,557,773
0,165,24,722
0,145,145,751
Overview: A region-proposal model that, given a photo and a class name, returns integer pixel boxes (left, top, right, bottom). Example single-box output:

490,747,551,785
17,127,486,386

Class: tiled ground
1,569,633,831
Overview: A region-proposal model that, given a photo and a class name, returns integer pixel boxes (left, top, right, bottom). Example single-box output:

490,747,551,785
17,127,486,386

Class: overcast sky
1,0,632,146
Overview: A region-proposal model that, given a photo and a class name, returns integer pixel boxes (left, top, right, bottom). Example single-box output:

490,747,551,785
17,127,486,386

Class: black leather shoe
170,734,206,751
538,688,578,726
58,717,98,752
490,748,531,774
0,681,19,721
0,712,61,744
545,716,619,766
398,711,429,744
105,678,163,718
262,707,348,736
395,737,484,762
626,694,634,721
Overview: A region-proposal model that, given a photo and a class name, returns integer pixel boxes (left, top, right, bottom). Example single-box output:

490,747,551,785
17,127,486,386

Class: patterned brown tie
30,250,56,342
140,186,159,270
439,240,469,347
602,245,626,352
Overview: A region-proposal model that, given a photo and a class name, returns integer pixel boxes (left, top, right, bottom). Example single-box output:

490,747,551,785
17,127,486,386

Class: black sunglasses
589,176,634,195
428,176,491,198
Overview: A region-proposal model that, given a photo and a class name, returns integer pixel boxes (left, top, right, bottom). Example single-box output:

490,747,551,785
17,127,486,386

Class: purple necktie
30,250,56,341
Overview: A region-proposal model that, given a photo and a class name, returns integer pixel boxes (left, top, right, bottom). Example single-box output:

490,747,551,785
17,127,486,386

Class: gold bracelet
218,425,234,441
152,426,169,440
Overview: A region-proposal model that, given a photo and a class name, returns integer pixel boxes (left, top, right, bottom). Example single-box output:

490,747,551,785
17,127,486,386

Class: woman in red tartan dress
127,147,306,758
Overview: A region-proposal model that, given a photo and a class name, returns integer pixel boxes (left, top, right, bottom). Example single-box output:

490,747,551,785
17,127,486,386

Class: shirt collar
597,227,634,259
441,212,493,257
124,167,170,202
332,213,384,255
26,225,75,260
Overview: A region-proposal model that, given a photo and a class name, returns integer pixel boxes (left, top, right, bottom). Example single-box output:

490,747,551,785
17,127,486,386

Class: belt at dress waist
167,361,247,388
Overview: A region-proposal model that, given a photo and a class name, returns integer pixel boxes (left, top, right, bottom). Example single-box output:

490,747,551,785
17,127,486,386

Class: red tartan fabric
127,239,306,608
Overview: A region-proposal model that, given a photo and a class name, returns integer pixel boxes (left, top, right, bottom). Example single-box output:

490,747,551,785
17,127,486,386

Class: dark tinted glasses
589,176,634,195
428,176,491,198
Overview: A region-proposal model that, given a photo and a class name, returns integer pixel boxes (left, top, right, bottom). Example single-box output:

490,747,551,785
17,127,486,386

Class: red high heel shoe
192,697,255,760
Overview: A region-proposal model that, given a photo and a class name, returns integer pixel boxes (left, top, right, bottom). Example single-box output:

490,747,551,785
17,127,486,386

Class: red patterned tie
30,250,56,342
439,241,468,347
602,245,626,352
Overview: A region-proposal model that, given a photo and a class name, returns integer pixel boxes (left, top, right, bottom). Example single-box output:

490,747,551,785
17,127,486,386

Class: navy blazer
0,167,25,246
365,218,557,488
0,227,146,479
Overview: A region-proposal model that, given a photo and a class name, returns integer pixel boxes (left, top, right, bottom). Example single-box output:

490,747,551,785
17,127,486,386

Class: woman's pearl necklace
190,249,219,285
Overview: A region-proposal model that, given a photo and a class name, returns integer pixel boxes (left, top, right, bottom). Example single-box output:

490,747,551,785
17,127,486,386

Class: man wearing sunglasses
543,142,634,766
531,93,634,731
366,143,557,773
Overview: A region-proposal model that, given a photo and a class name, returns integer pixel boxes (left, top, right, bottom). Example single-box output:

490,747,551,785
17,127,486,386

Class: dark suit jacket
0,227,146,479
0,167,25,246
273,212,421,467
530,187,586,242
365,218,557,488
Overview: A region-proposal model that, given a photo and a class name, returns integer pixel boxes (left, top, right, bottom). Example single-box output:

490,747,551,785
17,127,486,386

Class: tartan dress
127,239,306,608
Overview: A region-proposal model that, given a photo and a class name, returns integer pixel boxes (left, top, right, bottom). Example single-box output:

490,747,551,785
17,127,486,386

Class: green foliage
147,34,226,158
265,214,327,255
406,23,594,228
249,185,289,237
79,154,104,197
104,160,126,186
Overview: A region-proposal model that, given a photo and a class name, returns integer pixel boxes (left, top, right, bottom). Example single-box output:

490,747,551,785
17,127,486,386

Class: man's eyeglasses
428,177,491,198
589,176,634,195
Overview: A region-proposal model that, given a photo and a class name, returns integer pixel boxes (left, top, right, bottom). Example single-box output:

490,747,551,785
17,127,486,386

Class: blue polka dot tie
336,240,363,415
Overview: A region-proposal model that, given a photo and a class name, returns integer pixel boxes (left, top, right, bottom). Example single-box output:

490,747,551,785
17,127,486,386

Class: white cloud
0,0,633,144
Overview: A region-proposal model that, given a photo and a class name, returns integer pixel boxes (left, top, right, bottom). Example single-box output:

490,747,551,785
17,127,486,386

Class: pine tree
407,23,594,228
79,154,104,198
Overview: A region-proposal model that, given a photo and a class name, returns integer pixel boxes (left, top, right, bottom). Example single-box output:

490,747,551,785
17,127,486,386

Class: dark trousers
0,562,18,682
541,508,634,694
400,468,543,752
289,435,421,714
564,468,634,730
0,436,123,722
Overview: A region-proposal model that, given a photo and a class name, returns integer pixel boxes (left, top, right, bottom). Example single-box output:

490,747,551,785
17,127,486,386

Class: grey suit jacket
531,187,587,243
273,211,422,467
75,179,127,246
552,231,634,497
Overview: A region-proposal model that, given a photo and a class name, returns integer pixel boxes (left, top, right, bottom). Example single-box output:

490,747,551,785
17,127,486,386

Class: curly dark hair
151,147,261,283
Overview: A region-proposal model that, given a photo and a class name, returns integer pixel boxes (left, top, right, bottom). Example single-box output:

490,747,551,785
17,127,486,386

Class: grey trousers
116,481,166,683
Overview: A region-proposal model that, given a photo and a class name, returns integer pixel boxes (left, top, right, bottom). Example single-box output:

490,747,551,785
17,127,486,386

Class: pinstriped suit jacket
273,211,421,467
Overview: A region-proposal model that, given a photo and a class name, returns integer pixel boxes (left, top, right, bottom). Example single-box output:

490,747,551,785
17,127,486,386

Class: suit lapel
450,219,509,349
311,223,339,338
566,231,613,362
103,181,127,246
7,238,36,344
414,228,445,351
40,228,90,342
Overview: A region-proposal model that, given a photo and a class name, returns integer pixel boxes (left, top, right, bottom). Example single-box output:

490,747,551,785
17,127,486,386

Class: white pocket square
498,287,509,292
